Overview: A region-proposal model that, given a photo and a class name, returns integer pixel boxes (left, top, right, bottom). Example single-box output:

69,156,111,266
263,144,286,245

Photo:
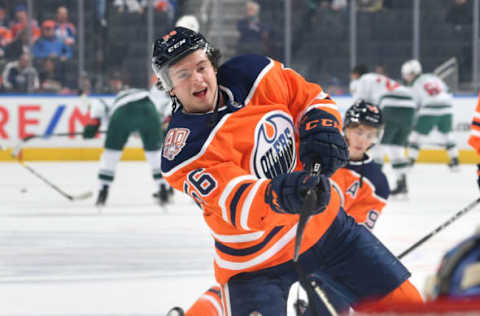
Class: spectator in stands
4,29,30,61
33,20,72,60
2,52,39,92
235,0,271,56
104,70,128,93
153,0,177,23
0,3,10,27
357,0,383,12
10,4,40,41
78,70,91,95
445,0,473,82
113,0,144,14
55,6,76,48
446,0,472,32
0,26,12,57
38,57,64,94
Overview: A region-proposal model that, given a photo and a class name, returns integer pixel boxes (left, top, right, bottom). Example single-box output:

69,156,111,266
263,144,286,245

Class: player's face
169,49,218,113
344,124,379,160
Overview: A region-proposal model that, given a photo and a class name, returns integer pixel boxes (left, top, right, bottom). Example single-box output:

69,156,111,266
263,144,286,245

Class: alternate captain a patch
163,128,190,160
251,111,296,178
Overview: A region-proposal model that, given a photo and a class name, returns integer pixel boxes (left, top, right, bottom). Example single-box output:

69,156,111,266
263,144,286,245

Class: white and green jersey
409,73,453,116
149,85,173,119
350,73,415,110
89,88,170,121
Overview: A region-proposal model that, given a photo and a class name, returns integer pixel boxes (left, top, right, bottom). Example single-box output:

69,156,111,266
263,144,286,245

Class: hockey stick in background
398,197,480,259
11,131,107,158
293,162,338,316
0,144,93,201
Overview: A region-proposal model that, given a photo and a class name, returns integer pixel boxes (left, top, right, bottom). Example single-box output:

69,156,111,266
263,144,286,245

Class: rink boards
0,94,479,163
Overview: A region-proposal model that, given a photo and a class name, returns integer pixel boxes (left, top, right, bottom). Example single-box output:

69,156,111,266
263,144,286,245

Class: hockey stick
12,131,107,158
0,145,93,201
21,131,107,142
294,162,321,261
398,197,480,259
293,162,338,316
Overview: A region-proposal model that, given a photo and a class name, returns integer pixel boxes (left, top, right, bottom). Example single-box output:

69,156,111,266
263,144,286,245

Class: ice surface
1,161,479,315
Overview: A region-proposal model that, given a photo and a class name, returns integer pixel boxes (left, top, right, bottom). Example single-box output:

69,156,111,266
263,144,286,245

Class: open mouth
193,88,207,98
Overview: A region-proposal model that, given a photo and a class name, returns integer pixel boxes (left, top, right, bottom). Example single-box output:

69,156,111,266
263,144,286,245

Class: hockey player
350,64,416,198
166,100,390,315
153,26,422,315
82,87,170,206
468,90,480,191
331,100,389,230
401,59,460,172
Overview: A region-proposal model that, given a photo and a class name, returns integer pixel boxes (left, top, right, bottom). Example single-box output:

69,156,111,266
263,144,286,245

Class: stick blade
70,191,93,201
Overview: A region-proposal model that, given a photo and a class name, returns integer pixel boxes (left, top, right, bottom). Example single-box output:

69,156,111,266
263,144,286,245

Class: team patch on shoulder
163,128,190,160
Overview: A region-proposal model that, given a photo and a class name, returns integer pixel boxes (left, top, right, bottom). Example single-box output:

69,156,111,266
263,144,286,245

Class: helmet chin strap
208,88,222,129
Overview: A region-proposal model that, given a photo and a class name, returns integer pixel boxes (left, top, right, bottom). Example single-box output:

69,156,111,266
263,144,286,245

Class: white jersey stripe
240,179,268,231
214,223,297,270
210,229,265,243
219,175,258,223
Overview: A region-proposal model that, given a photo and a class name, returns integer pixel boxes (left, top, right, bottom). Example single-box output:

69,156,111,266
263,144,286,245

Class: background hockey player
165,100,391,315
401,59,460,172
350,64,416,198
82,87,170,206
153,26,422,315
468,90,480,191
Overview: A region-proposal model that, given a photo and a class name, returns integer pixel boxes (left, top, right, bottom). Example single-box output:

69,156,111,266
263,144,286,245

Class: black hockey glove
266,171,330,215
477,164,480,192
299,109,349,177
82,118,101,139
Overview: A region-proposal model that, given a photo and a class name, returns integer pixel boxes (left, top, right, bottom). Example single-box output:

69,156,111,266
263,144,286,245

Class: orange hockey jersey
161,54,342,284
185,285,223,316
330,155,390,230
468,91,480,154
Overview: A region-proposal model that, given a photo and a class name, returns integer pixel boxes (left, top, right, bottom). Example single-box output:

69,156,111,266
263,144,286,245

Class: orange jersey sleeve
186,285,223,316
161,104,341,284
218,55,342,132
330,157,389,230
468,91,480,155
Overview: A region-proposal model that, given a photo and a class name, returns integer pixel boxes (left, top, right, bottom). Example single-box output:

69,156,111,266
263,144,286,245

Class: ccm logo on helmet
167,38,186,53
305,118,339,130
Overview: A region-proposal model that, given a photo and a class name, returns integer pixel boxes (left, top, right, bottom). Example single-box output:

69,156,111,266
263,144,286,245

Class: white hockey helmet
175,15,200,33
401,59,422,82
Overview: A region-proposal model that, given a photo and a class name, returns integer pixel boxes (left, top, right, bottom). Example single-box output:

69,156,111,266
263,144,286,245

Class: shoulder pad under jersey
345,158,390,199
218,54,272,104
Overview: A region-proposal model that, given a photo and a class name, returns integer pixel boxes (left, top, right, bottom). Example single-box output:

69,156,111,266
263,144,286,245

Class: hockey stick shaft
293,162,337,316
21,130,107,142
294,162,321,261
0,145,91,201
18,160,74,200
398,197,480,259
12,130,107,158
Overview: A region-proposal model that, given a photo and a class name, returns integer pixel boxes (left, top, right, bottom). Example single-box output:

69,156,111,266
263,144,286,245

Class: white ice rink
1,161,480,316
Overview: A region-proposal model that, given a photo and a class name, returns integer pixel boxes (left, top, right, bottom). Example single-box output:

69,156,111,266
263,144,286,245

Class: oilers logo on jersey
163,128,190,160
252,111,296,179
